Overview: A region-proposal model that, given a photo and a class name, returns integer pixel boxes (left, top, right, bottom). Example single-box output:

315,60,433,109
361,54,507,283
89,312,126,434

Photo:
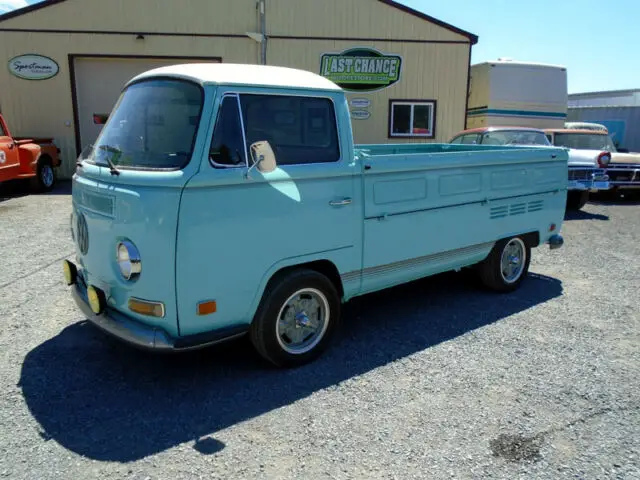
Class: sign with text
320,48,402,92
8,54,59,80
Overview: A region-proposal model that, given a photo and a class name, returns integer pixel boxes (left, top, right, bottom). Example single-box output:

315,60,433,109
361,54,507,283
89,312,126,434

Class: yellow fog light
62,260,77,286
128,297,165,318
87,286,106,315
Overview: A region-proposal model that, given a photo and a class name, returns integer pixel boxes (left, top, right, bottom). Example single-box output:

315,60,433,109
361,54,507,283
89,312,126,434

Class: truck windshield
553,133,617,152
481,130,550,146
81,79,203,170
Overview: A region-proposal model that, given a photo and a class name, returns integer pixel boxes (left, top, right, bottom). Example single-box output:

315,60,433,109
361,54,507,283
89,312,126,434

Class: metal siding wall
0,32,258,178
567,106,640,152
267,0,468,41
0,0,258,34
0,0,472,177
268,40,469,144
468,64,490,110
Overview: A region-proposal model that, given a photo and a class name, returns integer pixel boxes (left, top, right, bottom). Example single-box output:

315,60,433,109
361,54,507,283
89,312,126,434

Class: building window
388,100,437,138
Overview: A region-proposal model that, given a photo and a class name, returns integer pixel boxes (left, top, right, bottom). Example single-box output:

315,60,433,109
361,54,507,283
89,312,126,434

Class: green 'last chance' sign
320,47,402,92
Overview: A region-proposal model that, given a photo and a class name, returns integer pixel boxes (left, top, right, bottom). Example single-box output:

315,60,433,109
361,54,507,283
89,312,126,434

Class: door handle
329,197,352,206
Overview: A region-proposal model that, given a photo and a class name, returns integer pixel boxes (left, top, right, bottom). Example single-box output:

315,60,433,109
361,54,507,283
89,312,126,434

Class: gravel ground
0,181,639,480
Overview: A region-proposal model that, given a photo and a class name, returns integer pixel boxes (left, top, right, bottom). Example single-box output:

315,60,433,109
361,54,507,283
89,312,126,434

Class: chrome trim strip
361,242,494,279
236,94,250,169
340,241,495,283
364,189,562,221
340,271,361,283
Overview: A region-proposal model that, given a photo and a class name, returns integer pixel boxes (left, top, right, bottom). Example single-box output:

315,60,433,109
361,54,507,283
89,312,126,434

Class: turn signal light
128,298,165,318
197,300,217,316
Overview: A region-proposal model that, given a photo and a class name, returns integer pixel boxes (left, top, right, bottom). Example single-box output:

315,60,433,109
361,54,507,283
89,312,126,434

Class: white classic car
545,128,640,200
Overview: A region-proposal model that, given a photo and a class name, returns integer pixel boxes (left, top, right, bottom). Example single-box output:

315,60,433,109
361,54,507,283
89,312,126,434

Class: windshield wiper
97,145,121,176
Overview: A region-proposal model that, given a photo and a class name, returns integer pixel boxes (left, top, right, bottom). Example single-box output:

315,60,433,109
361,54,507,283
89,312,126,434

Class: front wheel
249,269,341,368
477,236,531,292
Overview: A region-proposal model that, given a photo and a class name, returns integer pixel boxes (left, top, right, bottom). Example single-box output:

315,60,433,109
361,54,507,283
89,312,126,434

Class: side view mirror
246,140,277,178
617,147,629,153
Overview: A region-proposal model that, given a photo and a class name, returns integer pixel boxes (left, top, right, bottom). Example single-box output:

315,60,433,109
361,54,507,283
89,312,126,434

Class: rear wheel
566,190,588,210
249,268,341,368
477,236,531,292
32,156,55,192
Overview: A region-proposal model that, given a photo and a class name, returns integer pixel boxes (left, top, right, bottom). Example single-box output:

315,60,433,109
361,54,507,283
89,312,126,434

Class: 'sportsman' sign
320,47,402,92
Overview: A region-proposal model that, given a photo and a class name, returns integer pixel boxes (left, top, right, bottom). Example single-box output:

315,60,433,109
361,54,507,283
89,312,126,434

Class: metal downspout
258,0,267,64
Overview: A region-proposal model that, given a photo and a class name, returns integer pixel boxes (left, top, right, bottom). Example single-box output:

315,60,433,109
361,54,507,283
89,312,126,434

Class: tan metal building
0,0,477,178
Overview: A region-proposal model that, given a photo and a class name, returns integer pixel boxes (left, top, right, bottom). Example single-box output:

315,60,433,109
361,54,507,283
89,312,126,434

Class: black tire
477,236,531,293
249,268,341,368
620,189,640,201
32,156,55,192
566,190,589,210
597,187,619,202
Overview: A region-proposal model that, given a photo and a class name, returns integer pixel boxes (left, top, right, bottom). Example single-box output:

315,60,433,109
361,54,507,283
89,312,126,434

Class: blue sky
4,0,637,94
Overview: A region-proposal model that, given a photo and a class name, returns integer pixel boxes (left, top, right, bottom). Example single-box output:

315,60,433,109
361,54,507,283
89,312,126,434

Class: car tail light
597,152,611,167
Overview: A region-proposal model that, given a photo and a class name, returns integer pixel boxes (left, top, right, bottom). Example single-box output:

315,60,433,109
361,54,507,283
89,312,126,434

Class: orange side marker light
197,300,217,316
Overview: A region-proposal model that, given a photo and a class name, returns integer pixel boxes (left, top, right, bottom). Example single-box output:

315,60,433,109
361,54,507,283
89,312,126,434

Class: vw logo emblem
76,211,89,255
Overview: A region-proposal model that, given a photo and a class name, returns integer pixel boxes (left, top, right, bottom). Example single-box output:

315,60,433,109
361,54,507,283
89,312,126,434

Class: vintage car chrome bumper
71,272,247,352
605,166,640,188
568,167,609,192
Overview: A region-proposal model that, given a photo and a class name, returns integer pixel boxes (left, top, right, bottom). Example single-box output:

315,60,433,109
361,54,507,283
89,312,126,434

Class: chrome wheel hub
41,165,54,187
500,238,526,284
276,288,329,355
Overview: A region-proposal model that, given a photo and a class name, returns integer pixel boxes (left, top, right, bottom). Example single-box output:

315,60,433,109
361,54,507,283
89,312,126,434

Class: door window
239,94,340,165
210,95,247,167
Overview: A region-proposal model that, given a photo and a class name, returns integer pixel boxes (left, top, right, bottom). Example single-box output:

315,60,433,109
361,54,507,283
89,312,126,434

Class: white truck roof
127,63,343,92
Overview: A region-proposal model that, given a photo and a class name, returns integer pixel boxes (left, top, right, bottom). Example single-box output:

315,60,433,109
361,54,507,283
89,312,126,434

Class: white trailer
466,59,568,129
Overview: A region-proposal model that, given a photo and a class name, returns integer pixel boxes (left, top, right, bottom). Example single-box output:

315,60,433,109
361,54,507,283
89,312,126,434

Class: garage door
73,56,220,152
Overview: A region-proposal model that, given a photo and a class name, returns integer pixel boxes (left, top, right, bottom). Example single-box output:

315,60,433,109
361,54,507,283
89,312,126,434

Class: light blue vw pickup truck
63,63,566,368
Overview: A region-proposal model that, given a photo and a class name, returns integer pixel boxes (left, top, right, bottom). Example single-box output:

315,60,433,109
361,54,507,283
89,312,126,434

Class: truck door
175,89,362,337
0,118,20,182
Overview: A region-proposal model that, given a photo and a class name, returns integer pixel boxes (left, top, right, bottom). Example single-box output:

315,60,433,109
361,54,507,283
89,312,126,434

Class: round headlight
116,240,141,280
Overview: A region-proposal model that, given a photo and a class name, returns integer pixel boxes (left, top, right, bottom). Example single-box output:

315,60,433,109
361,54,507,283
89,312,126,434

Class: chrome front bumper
606,166,640,188
70,270,248,352
568,167,609,192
